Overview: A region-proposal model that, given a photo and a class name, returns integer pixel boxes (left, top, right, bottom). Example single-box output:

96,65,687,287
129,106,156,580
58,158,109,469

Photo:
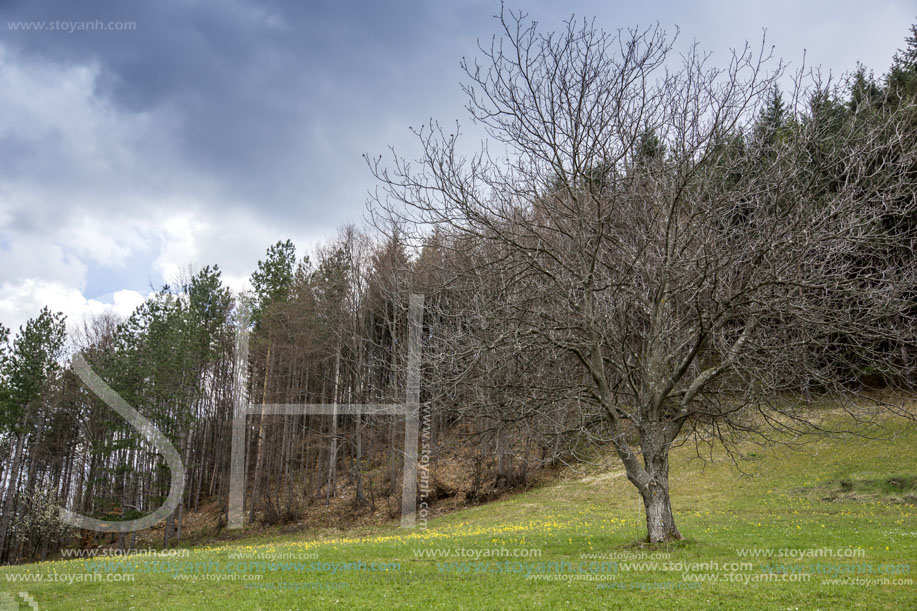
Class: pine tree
754,84,787,148
887,23,917,101
0,308,66,561
248,240,298,522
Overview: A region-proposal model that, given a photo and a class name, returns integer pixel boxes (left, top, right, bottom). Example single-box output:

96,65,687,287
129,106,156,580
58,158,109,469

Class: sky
0,0,913,333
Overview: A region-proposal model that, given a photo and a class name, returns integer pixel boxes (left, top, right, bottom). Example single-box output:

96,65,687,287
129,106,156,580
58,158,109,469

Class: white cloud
0,233,88,288
151,206,325,293
0,278,147,334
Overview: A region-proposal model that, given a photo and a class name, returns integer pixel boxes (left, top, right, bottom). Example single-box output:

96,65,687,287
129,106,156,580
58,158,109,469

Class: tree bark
0,428,27,559
249,340,273,523
326,347,341,503
637,425,683,543
640,476,682,543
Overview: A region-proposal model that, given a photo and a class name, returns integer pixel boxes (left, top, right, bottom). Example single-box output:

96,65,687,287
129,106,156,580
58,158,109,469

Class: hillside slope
2,413,915,610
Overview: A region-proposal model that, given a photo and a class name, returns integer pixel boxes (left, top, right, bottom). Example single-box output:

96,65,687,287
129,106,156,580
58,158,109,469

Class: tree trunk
250,340,273,523
175,430,192,542
326,347,341,503
0,429,27,558
386,418,398,495
281,413,293,511
637,425,683,543
641,478,682,543
613,419,685,544
163,513,172,548
353,412,365,507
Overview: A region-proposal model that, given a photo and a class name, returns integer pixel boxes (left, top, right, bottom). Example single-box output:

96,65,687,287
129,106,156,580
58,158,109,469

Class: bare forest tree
370,11,917,541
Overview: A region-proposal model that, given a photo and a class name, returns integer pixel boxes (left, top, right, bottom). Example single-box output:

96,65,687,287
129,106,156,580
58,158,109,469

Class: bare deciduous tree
370,10,917,542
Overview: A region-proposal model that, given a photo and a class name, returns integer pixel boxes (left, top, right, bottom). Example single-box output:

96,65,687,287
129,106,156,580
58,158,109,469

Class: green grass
2,417,915,610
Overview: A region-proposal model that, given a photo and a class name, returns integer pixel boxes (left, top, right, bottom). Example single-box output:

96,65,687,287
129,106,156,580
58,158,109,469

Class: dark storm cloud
2,0,910,229
0,0,489,226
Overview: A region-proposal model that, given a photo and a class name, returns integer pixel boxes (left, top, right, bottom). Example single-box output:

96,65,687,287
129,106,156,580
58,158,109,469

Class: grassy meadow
2,411,915,610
